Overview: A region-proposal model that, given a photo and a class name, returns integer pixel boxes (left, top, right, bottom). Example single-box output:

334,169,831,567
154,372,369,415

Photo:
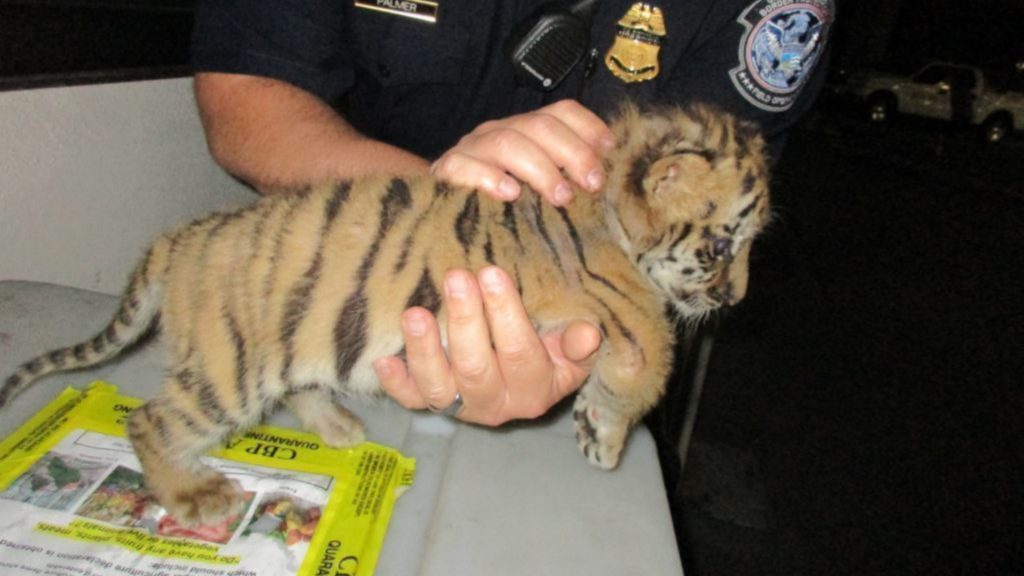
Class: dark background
673,2,1024,574
676,109,1023,575
2,1,1021,574
0,0,192,89
835,0,1023,73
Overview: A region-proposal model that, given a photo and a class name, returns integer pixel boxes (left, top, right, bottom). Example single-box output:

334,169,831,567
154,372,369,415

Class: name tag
354,0,439,23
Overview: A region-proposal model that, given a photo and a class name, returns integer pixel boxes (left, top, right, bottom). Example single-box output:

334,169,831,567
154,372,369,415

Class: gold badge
604,3,666,83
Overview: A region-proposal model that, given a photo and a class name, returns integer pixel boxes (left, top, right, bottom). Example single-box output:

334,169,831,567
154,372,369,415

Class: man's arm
196,72,615,204
194,72,430,193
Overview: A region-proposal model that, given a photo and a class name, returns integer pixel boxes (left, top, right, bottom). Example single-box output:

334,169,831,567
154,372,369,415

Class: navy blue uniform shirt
191,0,834,160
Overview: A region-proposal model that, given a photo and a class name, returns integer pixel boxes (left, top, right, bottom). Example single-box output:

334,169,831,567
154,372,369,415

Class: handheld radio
505,0,600,92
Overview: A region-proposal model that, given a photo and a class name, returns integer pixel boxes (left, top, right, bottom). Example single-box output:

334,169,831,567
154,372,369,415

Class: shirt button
378,63,391,78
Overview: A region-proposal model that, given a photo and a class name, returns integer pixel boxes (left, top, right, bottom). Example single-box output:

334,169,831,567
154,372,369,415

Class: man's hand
375,267,602,426
375,100,610,424
195,76,605,423
430,100,616,205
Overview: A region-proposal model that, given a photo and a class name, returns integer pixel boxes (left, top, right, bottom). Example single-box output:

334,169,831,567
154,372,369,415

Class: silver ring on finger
429,392,464,418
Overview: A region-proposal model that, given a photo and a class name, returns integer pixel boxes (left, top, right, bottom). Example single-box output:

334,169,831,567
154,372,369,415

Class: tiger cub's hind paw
573,394,628,470
166,472,245,529
286,390,366,448
309,407,365,449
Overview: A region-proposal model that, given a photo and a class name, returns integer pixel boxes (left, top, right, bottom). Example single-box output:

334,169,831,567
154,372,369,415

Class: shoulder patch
729,0,833,112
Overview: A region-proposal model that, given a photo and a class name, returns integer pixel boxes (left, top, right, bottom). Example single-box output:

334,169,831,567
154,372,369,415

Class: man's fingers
542,99,617,153
382,272,600,426
508,112,606,194
538,319,602,400
443,270,505,419
431,152,520,201
560,320,603,365
399,307,457,410
461,128,572,205
477,266,559,419
478,266,549,372
374,356,428,410
433,100,615,206
538,100,615,194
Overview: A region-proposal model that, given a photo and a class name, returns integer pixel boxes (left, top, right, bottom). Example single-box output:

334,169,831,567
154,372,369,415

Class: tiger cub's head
604,103,771,318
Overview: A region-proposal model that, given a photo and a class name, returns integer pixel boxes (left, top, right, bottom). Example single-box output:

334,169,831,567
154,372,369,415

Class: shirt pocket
353,12,468,87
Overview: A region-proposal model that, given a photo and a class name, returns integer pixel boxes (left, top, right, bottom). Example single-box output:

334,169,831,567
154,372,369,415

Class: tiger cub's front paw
573,393,629,470
165,471,245,528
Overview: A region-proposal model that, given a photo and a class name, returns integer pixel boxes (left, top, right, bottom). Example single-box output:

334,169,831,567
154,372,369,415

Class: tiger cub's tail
0,240,170,408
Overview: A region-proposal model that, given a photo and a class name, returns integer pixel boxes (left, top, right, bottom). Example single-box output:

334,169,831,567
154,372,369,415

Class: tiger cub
2,103,770,526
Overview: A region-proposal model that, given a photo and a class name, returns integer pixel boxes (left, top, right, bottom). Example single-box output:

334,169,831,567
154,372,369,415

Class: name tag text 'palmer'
354,0,438,23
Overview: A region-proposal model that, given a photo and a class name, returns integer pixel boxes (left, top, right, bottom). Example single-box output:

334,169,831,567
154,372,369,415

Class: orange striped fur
2,103,771,526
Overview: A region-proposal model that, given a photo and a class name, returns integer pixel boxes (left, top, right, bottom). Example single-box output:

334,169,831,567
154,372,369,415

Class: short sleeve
659,0,836,155
191,0,355,105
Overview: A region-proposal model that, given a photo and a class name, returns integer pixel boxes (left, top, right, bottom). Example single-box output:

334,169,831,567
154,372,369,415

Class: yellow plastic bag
0,382,414,576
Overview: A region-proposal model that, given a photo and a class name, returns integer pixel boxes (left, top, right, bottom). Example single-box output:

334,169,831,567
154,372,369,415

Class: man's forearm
194,72,430,194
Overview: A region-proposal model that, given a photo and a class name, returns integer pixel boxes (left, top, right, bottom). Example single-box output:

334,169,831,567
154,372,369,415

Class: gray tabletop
0,280,683,575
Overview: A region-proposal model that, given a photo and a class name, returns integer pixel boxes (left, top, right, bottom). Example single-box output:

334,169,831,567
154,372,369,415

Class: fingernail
601,135,617,151
480,267,503,294
404,314,426,336
586,168,604,192
372,358,392,377
445,274,468,300
554,182,573,205
498,176,520,200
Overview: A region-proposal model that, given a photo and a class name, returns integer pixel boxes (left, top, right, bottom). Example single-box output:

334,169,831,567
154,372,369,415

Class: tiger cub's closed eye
674,147,715,162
